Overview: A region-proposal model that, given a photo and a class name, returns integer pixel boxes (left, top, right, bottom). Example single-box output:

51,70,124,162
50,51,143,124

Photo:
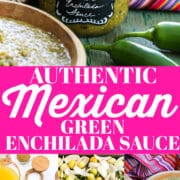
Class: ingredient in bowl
25,156,50,179
16,154,31,163
115,21,180,53
85,40,178,66
0,17,71,66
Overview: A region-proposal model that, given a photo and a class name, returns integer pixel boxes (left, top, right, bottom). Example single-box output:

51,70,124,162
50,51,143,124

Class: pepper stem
114,28,154,42
84,44,112,53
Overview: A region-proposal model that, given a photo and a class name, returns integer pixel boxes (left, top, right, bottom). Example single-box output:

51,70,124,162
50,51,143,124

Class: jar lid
32,156,49,172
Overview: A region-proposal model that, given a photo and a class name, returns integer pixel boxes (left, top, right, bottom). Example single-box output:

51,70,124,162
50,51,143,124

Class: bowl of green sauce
0,0,86,66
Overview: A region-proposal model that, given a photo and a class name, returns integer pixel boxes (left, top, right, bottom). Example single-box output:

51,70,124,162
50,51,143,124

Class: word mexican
2,84,178,127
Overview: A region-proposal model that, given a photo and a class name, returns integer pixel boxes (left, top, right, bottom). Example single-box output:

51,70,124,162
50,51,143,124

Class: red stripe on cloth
150,0,169,10
162,154,178,169
124,160,133,173
173,2,180,10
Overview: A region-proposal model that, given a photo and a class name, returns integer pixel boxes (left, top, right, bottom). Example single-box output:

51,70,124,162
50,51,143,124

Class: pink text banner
0,66,179,154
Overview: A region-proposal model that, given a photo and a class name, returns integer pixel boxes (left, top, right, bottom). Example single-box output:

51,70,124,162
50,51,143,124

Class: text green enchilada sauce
39,0,128,36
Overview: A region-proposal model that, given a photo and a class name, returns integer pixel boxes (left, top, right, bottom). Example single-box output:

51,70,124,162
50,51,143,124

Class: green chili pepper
85,40,178,66
114,22,180,53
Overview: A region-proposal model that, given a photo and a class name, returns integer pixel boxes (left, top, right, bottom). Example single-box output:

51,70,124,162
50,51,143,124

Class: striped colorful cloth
129,0,180,11
125,154,180,179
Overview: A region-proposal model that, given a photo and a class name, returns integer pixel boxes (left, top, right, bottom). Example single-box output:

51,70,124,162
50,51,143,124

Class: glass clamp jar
39,0,129,37
0,155,20,180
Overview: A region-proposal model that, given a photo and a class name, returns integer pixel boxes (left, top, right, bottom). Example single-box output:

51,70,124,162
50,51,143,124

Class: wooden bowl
0,0,86,66
147,171,180,180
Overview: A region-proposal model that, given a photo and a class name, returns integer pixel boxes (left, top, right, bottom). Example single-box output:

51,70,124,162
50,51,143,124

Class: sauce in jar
39,0,128,37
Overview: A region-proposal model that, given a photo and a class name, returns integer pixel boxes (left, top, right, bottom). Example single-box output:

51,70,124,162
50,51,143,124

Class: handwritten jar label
56,0,115,25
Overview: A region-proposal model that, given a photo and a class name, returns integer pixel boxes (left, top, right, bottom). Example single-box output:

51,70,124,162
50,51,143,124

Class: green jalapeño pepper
85,40,178,66
115,22,180,53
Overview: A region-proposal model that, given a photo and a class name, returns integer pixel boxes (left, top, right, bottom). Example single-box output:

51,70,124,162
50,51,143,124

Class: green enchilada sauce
39,0,128,36
0,17,70,66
